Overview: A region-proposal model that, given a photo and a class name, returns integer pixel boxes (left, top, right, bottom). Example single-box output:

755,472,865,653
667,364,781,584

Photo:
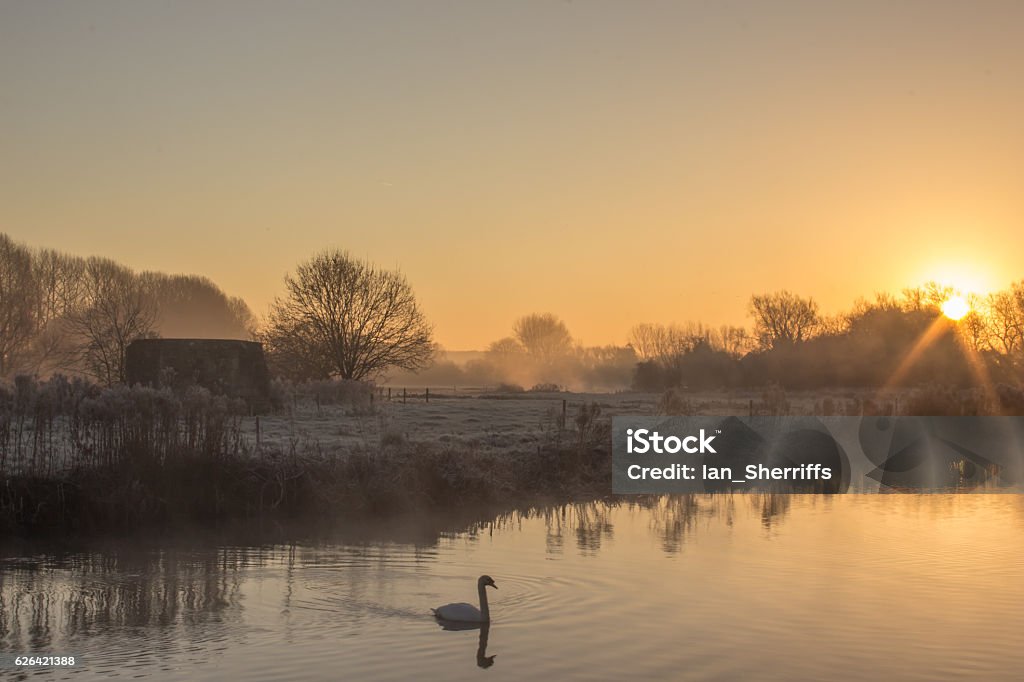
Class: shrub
757,384,789,416
658,388,694,416
997,384,1024,416
0,374,617,534
899,384,952,416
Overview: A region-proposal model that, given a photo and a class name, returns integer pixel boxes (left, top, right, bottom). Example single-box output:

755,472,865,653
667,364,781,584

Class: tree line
393,285,1024,392
0,235,432,386
0,234,253,384
632,285,1024,390
4,232,1024,392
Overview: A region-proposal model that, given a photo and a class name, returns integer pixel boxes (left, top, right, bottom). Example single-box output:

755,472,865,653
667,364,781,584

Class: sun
941,295,971,321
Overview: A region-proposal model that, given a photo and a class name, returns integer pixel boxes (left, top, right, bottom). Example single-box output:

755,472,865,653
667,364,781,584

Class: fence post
388,387,391,402
403,388,407,404
426,387,430,403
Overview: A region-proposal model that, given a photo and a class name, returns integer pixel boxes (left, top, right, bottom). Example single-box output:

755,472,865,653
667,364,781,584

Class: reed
0,375,611,535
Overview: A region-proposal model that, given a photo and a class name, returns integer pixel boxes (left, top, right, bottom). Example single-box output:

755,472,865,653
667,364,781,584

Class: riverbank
5,375,1018,535
0,418,612,536
0,376,624,535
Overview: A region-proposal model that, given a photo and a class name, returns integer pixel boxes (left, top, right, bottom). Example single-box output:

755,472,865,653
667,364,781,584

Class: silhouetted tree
513,313,573,363
1,233,258,379
486,336,525,359
749,291,819,349
628,322,711,362
27,248,85,373
145,273,255,339
959,293,987,353
261,250,433,381
984,284,1024,354
0,234,37,376
63,258,158,385
628,323,665,361
717,324,753,357
901,282,953,312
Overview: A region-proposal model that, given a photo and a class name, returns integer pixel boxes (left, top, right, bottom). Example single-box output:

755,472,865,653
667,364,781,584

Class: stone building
126,338,271,410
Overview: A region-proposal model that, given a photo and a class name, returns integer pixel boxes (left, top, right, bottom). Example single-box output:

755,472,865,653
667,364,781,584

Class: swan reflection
476,624,495,668
433,603,497,670
433,621,495,668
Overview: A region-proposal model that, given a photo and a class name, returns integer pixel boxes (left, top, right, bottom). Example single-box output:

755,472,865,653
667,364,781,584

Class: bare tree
32,248,85,324
628,323,661,361
227,296,258,338
901,282,953,312
26,248,86,373
144,272,255,339
981,283,1024,377
0,234,38,376
984,285,1024,356
486,336,525,359
955,293,988,353
513,313,573,363
629,323,691,361
749,291,819,350
1,233,264,380
628,322,714,363
716,324,753,357
261,250,433,381
815,314,850,338
63,258,158,385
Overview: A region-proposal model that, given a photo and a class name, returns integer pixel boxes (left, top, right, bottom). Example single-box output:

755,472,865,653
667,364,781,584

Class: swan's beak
492,584,498,589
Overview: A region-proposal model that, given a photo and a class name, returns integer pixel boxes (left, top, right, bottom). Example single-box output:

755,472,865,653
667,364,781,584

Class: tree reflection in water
751,493,793,529
0,548,251,655
0,493,804,657
475,493,798,558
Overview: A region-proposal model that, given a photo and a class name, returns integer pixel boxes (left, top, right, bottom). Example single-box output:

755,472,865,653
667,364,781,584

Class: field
243,390,654,457
239,386,909,456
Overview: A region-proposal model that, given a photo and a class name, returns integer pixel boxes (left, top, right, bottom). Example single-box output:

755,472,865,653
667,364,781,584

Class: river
2,494,1023,680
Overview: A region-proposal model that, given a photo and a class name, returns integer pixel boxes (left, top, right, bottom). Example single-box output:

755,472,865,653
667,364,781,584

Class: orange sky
3,2,1023,349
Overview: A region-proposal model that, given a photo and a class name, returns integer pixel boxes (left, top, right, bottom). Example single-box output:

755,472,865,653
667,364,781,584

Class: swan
432,575,497,623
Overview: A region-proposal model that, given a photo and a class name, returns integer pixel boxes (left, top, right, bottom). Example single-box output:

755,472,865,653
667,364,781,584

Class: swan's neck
478,583,490,621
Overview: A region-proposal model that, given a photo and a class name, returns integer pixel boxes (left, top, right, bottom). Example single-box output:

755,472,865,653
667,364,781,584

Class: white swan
432,575,497,623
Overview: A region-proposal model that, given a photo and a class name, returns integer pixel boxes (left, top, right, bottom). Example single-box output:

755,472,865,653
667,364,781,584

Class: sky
3,1,1024,349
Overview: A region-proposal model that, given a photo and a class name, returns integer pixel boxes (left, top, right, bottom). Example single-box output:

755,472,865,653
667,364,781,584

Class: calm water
2,495,1024,681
